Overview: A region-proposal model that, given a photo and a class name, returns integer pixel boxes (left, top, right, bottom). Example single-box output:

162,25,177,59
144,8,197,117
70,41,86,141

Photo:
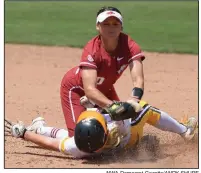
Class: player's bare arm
129,59,144,100
24,131,60,151
81,67,113,107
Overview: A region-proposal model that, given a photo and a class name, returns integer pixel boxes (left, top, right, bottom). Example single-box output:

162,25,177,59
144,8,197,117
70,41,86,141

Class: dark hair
96,6,122,17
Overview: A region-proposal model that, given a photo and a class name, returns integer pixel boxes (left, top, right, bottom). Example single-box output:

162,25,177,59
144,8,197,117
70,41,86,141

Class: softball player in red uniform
60,6,145,136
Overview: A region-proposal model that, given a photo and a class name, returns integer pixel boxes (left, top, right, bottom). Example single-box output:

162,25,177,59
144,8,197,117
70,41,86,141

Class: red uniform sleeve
79,46,100,69
128,39,145,64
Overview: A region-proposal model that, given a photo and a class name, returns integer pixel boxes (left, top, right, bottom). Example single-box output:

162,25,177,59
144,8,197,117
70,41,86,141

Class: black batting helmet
74,111,108,153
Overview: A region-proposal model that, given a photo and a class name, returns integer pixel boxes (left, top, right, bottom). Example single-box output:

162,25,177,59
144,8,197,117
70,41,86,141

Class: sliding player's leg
27,117,69,139
139,101,198,140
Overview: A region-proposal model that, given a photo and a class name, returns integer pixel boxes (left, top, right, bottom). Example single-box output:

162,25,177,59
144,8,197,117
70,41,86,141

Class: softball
111,104,119,110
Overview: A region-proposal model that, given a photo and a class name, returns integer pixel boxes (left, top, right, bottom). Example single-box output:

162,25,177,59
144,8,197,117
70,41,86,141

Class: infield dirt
5,44,198,168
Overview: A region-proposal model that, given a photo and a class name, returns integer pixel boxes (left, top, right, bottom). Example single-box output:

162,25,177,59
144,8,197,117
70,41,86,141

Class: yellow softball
111,104,119,110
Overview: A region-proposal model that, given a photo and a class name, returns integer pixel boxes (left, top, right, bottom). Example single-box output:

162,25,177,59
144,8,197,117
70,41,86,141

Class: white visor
96,10,123,24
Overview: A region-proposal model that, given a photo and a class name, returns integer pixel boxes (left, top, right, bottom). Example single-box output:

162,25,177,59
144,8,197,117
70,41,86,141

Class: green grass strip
5,1,198,54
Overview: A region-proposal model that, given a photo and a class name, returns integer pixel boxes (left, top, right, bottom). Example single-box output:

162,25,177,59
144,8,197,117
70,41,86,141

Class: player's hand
80,96,96,108
127,95,140,103
5,119,27,138
126,99,142,112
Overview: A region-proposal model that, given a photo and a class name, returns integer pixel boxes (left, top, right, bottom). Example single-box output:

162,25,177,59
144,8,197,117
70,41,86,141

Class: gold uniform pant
125,100,161,148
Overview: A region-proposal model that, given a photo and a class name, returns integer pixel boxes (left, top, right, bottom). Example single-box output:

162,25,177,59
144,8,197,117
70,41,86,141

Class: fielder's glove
102,100,142,121
5,119,27,138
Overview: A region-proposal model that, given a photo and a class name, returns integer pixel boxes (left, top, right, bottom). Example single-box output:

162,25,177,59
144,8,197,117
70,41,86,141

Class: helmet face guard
74,111,108,153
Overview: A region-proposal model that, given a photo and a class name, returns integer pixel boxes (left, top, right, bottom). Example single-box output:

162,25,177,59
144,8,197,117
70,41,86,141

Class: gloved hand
102,101,139,121
5,119,27,138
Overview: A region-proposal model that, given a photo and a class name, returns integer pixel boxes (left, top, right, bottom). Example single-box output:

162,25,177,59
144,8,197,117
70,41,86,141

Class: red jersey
63,33,145,97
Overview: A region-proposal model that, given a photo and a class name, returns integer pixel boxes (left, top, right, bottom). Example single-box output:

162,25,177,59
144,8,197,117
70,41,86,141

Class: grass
5,1,198,54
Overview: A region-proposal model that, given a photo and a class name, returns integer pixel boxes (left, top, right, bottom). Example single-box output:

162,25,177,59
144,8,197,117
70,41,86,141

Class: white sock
37,127,69,139
154,109,187,134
